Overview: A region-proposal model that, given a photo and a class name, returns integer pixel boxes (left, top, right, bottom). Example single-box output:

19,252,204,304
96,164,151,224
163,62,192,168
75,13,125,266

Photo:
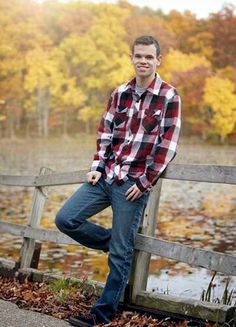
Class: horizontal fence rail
1,164,236,187
0,222,236,276
0,163,236,324
135,234,236,276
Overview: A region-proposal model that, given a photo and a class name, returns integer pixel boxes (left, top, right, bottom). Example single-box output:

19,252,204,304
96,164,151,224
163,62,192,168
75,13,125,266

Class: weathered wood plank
0,175,36,186
34,170,87,186
19,168,52,268
24,226,78,245
1,165,236,188
0,221,25,236
135,234,236,276
136,291,236,323
1,221,235,276
163,164,236,184
0,221,78,245
0,171,87,187
129,179,162,302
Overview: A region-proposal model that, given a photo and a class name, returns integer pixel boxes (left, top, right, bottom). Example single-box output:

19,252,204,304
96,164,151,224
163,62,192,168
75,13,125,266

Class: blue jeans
55,177,149,323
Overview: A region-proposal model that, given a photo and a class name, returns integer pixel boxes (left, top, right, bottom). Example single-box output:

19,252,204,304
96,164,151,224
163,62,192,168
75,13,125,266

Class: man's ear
157,54,162,66
130,53,133,62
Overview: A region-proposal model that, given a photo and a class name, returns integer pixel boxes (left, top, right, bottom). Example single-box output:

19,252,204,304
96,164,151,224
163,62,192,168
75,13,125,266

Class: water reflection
147,267,236,303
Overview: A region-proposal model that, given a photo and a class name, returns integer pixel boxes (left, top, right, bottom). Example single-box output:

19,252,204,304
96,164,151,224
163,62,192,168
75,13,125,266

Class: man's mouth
137,66,149,69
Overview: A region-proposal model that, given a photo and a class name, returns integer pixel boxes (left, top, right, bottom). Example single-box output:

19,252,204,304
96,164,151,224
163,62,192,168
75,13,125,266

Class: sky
89,0,236,18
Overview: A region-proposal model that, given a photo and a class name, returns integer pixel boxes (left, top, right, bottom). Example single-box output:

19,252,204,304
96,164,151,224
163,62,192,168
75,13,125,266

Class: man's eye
135,55,142,58
146,56,154,60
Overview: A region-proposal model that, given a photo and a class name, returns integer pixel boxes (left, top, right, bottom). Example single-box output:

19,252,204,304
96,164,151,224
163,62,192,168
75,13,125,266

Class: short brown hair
132,35,161,57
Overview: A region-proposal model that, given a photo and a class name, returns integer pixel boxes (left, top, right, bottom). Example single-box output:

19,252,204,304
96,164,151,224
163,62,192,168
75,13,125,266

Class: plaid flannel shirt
91,74,181,192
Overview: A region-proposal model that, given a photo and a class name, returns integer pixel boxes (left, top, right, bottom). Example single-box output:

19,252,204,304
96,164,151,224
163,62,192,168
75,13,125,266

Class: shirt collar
124,73,162,96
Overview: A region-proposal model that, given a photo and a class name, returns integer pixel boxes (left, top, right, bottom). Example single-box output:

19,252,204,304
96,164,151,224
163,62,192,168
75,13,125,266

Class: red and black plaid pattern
91,74,181,192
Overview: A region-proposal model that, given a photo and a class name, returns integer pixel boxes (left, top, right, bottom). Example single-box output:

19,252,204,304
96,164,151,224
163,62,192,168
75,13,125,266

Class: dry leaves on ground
0,276,216,327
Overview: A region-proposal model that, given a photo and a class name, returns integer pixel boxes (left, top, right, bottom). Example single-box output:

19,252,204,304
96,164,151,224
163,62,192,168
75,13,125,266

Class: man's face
131,44,161,79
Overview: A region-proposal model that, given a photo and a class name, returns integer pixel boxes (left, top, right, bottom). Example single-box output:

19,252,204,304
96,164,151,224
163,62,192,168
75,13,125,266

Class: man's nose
140,56,147,63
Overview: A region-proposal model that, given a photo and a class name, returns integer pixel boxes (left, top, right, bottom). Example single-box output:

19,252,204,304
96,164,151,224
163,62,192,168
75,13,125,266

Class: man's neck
136,74,155,88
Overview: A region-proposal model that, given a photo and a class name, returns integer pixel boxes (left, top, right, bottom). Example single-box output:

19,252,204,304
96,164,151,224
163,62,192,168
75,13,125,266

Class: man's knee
55,208,72,232
55,205,85,234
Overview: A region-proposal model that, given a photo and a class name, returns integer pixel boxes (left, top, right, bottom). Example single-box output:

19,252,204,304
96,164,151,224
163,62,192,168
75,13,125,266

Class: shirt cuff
90,159,105,173
136,174,152,193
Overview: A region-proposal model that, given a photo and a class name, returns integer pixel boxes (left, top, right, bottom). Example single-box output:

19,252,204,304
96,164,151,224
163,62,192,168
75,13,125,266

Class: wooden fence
0,163,236,325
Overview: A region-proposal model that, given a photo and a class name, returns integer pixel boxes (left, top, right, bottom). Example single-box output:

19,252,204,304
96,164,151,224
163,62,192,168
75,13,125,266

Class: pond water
0,137,235,304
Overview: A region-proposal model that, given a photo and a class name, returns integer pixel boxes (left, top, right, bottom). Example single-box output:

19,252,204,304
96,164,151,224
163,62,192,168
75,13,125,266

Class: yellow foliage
203,76,236,139
59,78,86,108
216,66,236,84
24,46,86,111
0,0,235,139
78,104,104,124
168,10,197,35
0,115,6,122
187,32,214,60
24,48,62,92
160,49,211,81
23,96,36,113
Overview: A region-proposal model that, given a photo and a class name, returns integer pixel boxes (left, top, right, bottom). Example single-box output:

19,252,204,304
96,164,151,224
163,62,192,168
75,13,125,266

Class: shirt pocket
114,106,128,129
142,108,162,133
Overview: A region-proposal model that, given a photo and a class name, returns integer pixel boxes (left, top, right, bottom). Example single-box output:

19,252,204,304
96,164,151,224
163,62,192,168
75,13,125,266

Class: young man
55,35,181,326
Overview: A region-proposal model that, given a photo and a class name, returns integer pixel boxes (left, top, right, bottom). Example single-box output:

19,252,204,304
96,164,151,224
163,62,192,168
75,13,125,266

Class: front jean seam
111,201,144,306
70,192,110,228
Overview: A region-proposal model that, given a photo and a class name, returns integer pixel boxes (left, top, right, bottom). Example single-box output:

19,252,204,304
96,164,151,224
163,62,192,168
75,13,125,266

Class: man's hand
125,184,143,201
87,171,102,185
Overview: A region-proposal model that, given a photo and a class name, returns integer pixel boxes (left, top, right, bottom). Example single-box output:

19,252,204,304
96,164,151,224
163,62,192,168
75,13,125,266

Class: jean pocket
126,178,136,186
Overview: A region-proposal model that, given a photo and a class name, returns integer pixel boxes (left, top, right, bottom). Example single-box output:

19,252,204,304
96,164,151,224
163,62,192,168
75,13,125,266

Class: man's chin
137,72,151,78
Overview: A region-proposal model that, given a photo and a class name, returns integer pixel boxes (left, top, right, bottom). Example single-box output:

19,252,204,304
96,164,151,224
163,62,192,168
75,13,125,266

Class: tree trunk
220,134,225,144
63,109,68,136
85,121,90,134
36,87,50,138
25,119,30,138
43,88,50,138
36,88,43,137
7,106,15,139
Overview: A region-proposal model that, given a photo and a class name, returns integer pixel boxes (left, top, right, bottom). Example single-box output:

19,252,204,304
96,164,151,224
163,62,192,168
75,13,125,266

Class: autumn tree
60,4,133,132
203,76,236,142
159,49,211,133
208,5,236,69
0,0,235,141
122,3,177,55
24,46,86,137
0,0,52,137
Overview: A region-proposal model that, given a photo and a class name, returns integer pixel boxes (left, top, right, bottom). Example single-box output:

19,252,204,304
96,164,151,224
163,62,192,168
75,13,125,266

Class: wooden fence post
19,167,52,269
127,178,163,303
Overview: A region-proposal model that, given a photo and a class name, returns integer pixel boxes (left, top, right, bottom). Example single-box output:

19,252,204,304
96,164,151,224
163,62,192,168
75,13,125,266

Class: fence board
0,221,77,245
162,164,236,184
1,221,235,276
19,168,52,268
129,179,162,302
1,165,236,188
34,170,87,186
136,291,236,323
0,175,35,186
0,221,24,236
135,234,236,276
